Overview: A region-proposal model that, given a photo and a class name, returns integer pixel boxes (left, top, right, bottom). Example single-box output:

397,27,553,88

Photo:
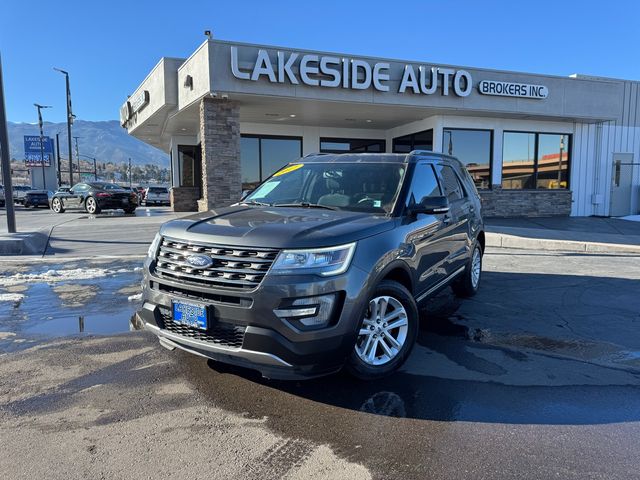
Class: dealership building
122,39,640,217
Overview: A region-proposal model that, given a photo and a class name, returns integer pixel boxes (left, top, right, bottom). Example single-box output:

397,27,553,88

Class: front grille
153,237,279,290
163,319,246,349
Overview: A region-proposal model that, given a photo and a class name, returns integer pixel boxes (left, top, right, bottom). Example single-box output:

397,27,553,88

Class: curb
486,232,640,254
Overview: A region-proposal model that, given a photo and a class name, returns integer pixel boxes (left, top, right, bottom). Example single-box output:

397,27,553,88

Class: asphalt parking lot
0,204,180,257
1,247,639,479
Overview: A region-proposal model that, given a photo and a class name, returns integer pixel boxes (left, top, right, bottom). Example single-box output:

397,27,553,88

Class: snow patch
620,215,640,222
127,293,142,302
0,267,133,287
0,293,24,303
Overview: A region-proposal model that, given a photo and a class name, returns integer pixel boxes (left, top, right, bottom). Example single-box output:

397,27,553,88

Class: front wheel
451,243,483,298
85,196,101,215
346,280,419,380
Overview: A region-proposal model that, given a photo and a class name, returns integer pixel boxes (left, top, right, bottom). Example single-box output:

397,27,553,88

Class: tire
345,280,419,380
451,242,483,298
85,196,101,215
123,207,136,214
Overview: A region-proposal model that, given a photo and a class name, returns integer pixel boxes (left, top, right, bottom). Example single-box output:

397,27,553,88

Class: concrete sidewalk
485,217,640,253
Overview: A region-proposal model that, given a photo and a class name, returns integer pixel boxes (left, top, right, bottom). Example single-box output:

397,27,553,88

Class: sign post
0,52,16,232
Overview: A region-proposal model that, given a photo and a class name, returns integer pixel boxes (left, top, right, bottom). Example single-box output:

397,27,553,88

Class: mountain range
7,120,169,167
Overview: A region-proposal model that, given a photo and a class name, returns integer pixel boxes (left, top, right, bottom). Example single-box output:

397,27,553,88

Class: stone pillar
198,97,241,211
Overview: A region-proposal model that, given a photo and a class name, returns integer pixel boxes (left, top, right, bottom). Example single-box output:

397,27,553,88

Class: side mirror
407,195,450,216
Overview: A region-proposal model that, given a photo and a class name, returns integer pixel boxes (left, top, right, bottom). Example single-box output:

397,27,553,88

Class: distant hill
8,120,169,167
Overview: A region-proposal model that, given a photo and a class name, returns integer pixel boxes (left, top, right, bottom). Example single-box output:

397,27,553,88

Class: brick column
198,97,241,211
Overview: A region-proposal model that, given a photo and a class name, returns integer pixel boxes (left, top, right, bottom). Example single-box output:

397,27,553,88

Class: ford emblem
186,254,213,268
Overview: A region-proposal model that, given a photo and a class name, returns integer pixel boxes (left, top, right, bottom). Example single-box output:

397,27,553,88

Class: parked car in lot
144,186,170,206
12,185,32,205
50,182,138,214
137,151,485,380
0,185,5,207
24,190,50,208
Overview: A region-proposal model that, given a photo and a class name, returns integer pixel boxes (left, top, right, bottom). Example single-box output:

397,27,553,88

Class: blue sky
2,0,639,123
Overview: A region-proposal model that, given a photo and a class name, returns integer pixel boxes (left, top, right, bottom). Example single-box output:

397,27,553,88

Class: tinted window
442,128,492,189
149,187,168,193
407,163,441,206
392,129,433,153
438,165,464,202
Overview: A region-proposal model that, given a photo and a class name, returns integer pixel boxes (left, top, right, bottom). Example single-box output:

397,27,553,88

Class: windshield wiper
239,200,272,207
273,202,338,211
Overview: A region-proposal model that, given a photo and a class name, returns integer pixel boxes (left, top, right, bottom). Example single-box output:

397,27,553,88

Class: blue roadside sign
23,135,54,166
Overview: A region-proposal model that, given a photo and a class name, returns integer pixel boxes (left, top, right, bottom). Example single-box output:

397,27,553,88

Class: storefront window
502,132,570,189
240,137,260,191
502,132,535,189
536,134,570,189
392,129,433,153
320,138,386,153
240,135,302,191
177,145,201,188
442,128,492,189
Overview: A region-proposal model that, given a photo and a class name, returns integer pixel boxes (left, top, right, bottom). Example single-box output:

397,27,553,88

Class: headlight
270,243,356,276
147,233,162,258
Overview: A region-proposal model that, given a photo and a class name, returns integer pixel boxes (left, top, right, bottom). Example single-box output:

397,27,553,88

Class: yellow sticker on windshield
273,163,304,177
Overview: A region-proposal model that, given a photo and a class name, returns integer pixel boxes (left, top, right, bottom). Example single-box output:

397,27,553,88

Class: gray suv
137,151,485,380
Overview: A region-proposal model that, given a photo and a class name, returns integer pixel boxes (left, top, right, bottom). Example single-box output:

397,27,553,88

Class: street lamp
53,67,74,186
34,103,51,190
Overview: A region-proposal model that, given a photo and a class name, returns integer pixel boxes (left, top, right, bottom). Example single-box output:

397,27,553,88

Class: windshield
149,187,168,193
245,162,406,214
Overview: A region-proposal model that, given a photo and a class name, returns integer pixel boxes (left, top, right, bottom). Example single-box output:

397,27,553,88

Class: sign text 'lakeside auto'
230,47,548,99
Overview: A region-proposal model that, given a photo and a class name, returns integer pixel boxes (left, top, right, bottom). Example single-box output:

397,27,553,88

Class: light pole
34,103,52,190
53,67,74,186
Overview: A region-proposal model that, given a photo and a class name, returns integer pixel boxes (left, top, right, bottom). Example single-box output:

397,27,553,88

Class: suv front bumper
136,263,370,379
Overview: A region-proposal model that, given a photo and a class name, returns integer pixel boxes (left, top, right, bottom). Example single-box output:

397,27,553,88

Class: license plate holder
172,300,208,330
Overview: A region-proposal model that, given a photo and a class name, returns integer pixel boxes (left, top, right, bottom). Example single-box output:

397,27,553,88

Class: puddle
0,260,144,352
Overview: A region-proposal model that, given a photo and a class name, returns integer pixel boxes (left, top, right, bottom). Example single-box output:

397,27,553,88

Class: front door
405,162,451,295
610,153,634,217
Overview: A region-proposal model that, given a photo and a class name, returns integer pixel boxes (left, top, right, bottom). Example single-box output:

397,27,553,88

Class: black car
50,182,138,214
24,190,50,208
137,151,484,380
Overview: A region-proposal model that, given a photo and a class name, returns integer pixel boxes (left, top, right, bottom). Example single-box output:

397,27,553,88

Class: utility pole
54,67,74,186
73,136,80,178
128,157,132,188
55,133,62,186
34,103,51,190
0,52,16,232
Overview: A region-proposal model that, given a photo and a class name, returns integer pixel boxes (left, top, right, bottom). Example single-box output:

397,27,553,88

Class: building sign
478,80,548,99
130,90,150,113
23,135,53,166
120,101,131,127
120,90,149,127
230,47,473,97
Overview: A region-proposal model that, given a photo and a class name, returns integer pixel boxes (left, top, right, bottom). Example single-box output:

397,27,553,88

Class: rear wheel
85,196,101,215
346,280,418,380
123,207,136,214
452,243,482,298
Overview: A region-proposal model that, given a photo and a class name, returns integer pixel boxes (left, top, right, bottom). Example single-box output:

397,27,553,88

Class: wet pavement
0,259,143,352
1,247,640,479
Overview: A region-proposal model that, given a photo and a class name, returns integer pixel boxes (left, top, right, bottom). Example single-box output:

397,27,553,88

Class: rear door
435,163,471,274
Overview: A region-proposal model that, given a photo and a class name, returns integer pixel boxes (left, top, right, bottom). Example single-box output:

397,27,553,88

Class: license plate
172,301,207,329
122,198,129,204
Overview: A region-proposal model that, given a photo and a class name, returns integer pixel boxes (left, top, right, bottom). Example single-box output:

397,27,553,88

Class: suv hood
160,205,395,249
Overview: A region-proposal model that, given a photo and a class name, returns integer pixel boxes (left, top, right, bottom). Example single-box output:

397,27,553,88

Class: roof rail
409,150,436,156
302,152,331,158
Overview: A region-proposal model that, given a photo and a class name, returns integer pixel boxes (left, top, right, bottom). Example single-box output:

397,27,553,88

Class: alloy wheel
86,197,97,214
355,295,408,366
52,198,61,213
471,247,481,289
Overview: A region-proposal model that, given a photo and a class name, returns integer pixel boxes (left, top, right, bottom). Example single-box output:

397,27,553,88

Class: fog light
274,294,335,330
